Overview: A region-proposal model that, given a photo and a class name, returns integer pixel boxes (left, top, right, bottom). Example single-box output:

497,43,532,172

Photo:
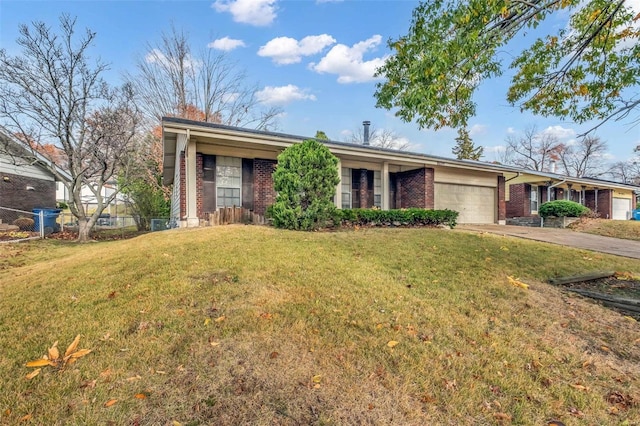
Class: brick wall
597,189,612,219
0,172,56,214
497,176,506,221
584,190,596,211
179,152,186,219
358,169,369,209
506,183,528,218
253,159,277,216
395,167,434,209
196,153,204,219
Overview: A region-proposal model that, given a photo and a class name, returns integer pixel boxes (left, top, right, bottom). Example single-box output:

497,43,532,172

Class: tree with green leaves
268,140,340,231
452,128,483,160
315,130,329,140
375,1,640,133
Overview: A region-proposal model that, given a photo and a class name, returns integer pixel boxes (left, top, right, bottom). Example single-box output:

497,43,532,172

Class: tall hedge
267,139,340,230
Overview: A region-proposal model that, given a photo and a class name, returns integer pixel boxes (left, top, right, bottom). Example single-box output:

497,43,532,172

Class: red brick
253,159,277,216
395,167,434,208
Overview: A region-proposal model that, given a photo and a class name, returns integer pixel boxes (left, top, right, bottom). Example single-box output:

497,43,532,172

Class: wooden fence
207,207,266,226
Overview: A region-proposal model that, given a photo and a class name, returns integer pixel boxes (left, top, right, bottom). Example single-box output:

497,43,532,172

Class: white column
186,136,199,227
382,162,390,210
335,159,342,209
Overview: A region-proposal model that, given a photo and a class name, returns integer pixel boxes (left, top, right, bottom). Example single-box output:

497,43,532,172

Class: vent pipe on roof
363,121,371,146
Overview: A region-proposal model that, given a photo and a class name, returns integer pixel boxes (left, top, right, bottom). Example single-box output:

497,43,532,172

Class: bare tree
0,15,141,242
127,27,281,130
346,125,410,150
504,126,561,172
556,135,608,178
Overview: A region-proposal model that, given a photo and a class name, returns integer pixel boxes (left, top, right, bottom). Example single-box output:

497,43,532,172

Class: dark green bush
267,139,340,231
335,208,458,228
538,200,590,218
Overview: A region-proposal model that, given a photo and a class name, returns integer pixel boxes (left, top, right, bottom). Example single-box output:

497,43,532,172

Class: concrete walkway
458,224,640,260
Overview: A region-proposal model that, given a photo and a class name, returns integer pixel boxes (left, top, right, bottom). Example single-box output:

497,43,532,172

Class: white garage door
612,197,632,220
434,183,496,224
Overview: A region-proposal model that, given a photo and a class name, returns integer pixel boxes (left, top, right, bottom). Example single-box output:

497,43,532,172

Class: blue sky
1,0,638,164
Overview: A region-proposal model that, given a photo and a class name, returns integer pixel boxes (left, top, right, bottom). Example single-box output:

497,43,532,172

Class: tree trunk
77,220,92,242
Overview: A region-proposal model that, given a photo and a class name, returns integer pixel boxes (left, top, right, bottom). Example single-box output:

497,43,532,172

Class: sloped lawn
570,218,640,241
1,226,639,425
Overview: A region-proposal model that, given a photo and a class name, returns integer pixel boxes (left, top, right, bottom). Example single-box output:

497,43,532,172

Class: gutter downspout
505,172,521,183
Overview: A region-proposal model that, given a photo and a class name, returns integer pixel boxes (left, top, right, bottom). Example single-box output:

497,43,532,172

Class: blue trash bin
633,209,640,221
33,208,62,233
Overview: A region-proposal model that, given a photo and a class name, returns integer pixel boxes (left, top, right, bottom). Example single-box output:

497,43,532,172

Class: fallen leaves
387,340,399,348
25,369,41,380
25,335,91,377
506,276,529,289
104,399,117,407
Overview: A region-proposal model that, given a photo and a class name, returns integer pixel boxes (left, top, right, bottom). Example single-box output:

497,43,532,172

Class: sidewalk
458,225,640,260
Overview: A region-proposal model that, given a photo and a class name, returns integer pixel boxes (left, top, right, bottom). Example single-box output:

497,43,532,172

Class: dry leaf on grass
104,399,117,407
25,369,41,380
134,393,147,399
387,340,399,348
506,276,529,289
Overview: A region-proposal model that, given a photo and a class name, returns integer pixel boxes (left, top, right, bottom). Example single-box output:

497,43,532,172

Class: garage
434,183,496,224
612,197,632,220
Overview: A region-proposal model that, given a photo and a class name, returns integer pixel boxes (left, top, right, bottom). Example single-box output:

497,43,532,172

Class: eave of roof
161,116,515,174
161,117,640,193
0,125,72,182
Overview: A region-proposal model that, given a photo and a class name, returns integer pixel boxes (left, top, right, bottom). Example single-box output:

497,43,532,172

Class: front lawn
1,226,639,425
569,218,640,241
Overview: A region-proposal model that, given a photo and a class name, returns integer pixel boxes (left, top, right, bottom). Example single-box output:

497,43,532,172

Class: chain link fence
1,207,170,242
0,206,43,242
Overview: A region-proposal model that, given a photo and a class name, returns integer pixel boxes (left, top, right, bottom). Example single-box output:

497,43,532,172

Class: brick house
162,117,513,227
0,126,67,218
504,170,639,223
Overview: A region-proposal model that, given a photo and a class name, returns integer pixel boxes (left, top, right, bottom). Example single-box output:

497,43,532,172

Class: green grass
570,218,640,241
1,226,639,425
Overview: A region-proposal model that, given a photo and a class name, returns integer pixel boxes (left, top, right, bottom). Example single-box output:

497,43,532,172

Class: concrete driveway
458,225,640,260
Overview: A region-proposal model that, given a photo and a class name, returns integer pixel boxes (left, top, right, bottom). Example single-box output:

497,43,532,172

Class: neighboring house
56,181,123,214
162,117,512,227
504,171,639,222
0,126,69,217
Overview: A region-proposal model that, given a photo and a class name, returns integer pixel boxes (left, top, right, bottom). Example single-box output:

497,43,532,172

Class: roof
0,125,72,182
161,117,518,185
161,117,640,193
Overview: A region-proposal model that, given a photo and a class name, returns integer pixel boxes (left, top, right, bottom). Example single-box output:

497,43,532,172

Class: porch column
581,185,586,205
382,162,390,210
335,159,342,209
186,135,199,227
566,183,572,200
594,188,599,212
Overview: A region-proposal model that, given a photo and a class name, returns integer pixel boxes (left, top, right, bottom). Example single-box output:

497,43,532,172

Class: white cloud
506,127,516,134
309,35,387,84
255,85,317,105
258,35,336,65
469,124,488,136
212,0,277,26
316,0,343,2
340,129,352,137
540,125,576,140
208,37,246,51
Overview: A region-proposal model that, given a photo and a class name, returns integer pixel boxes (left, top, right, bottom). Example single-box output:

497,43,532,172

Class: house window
216,156,242,208
374,170,382,208
530,185,538,213
341,167,351,209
